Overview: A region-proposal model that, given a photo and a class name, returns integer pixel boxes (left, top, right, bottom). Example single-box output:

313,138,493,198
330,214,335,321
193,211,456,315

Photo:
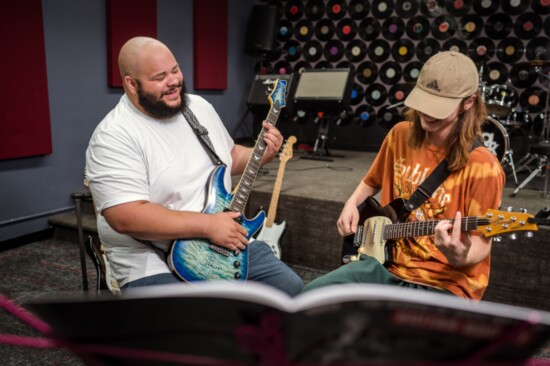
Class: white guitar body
256,220,286,259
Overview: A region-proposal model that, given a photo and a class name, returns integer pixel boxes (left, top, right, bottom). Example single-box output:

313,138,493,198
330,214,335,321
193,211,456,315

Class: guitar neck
265,159,288,227
384,217,491,241
229,108,280,214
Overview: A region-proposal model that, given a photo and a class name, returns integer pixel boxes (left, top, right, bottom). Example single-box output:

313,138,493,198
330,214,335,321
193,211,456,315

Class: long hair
404,90,487,171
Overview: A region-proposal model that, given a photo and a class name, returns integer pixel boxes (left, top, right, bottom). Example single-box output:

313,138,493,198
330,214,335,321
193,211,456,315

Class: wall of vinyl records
259,0,550,152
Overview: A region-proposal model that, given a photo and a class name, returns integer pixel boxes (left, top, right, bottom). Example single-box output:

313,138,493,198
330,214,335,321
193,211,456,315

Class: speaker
245,5,280,55
293,68,354,113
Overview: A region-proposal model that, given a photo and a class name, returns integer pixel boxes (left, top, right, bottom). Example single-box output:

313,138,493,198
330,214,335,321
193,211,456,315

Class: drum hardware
510,65,550,198
481,116,518,185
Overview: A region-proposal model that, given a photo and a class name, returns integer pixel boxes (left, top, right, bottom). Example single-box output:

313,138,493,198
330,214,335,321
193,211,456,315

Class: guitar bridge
208,244,231,257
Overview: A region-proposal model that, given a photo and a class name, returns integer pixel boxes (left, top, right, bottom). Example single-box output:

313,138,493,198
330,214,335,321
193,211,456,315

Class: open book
25,282,550,365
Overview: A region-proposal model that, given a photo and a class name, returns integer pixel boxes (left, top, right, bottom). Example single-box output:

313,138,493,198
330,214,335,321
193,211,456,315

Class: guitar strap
402,137,484,219
182,107,225,167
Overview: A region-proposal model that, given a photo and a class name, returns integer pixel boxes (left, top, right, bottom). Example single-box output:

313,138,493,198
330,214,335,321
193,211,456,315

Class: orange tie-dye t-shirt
364,122,505,300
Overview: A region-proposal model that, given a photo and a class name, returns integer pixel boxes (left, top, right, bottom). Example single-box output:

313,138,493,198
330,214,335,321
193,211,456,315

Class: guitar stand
502,148,518,185
301,116,344,162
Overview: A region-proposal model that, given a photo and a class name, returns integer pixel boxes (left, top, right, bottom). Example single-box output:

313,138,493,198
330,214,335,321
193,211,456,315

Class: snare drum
485,84,518,118
481,117,509,162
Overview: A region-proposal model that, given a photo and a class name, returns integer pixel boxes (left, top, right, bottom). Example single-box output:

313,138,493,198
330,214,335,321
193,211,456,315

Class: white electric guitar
256,136,296,258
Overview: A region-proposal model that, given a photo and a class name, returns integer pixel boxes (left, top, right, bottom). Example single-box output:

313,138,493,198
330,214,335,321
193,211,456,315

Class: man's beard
136,80,188,118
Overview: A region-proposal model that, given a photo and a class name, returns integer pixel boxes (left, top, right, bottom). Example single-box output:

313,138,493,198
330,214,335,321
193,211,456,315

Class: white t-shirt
85,94,235,286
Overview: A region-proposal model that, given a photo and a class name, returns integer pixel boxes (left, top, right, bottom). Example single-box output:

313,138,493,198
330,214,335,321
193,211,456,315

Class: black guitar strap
182,107,225,167
403,137,484,218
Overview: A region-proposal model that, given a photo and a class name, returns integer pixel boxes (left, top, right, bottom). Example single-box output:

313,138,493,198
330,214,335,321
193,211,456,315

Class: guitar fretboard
383,217,492,240
229,107,281,213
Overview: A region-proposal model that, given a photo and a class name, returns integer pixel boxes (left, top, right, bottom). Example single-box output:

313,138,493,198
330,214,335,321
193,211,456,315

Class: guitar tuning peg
506,206,514,212
509,233,518,240
493,235,502,242
525,231,534,238
519,208,528,213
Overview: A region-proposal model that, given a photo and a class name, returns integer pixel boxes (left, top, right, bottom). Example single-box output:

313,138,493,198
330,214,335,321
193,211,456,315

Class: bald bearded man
85,37,303,295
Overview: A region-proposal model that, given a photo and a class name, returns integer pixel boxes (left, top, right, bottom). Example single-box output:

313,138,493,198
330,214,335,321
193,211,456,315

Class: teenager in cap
303,51,505,300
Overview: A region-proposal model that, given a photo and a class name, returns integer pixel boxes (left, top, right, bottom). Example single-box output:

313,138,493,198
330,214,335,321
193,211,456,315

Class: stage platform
241,148,550,312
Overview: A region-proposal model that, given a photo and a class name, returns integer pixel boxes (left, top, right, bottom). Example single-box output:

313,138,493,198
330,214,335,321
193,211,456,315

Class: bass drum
481,117,509,162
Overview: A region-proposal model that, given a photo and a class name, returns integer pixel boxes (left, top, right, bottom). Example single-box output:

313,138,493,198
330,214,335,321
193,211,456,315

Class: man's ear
124,76,138,94
463,95,476,112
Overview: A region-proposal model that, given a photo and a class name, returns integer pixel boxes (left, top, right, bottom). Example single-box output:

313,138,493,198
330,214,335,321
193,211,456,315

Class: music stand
293,68,353,161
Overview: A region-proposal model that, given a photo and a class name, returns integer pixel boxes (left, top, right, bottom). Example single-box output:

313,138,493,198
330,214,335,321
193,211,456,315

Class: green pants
302,254,449,295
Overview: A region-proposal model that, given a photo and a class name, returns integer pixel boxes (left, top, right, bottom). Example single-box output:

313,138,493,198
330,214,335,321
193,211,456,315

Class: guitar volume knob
234,261,241,268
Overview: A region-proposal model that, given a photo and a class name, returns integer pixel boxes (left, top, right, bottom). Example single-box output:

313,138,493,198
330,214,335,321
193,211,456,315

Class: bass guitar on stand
168,79,287,282
256,135,296,259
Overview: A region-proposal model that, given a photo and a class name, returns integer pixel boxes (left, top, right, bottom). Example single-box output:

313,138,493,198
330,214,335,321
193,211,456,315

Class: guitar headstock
279,136,296,163
268,79,287,110
480,209,538,238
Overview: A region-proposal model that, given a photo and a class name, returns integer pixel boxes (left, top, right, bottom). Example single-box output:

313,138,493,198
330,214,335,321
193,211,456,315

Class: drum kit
479,60,550,197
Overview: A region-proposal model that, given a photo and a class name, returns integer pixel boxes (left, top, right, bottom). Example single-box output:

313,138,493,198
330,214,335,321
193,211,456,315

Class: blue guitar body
168,165,265,282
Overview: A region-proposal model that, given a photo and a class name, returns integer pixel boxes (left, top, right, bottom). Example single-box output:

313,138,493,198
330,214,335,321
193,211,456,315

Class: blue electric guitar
168,79,287,282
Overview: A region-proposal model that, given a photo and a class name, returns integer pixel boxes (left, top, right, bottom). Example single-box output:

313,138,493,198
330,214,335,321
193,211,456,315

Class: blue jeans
123,241,304,296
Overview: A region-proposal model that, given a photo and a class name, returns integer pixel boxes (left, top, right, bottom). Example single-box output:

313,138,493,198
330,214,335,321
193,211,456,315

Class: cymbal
516,60,550,68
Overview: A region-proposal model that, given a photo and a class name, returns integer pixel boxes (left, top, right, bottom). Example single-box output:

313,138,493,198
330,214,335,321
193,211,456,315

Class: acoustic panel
0,1,52,160
193,0,228,90
106,0,157,88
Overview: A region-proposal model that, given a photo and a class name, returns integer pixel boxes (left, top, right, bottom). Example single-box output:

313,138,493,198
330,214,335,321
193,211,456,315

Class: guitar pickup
353,225,364,248
208,244,231,257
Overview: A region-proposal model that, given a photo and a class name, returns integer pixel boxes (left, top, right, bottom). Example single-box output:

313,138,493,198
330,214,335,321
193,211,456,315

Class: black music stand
293,68,353,162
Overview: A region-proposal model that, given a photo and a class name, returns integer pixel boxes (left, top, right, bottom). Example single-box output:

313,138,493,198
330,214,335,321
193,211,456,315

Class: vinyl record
545,14,550,37
526,37,550,61
457,14,483,40
336,18,358,40
324,40,345,62
368,39,391,62
315,19,335,41
496,38,525,63
421,0,445,17
315,60,334,69
485,13,512,40
532,0,550,15
472,0,500,16
380,62,403,85
355,104,376,128
520,87,547,113
284,40,302,62
416,38,441,63
273,60,292,75
382,17,405,41
371,0,394,19
485,62,509,84
366,83,388,107
327,0,348,20
514,13,543,40
278,20,293,42
346,40,368,62
468,37,496,63
305,0,325,21
293,61,311,74
388,83,414,104
510,64,539,88
406,16,430,40
303,40,323,62
377,105,402,129
404,61,424,82
359,18,382,41
431,15,457,40
285,1,304,21
349,0,370,19
392,39,416,63
501,0,530,15
442,38,468,54
295,19,313,42
350,83,365,106
445,0,472,16
395,0,419,18
357,61,379,84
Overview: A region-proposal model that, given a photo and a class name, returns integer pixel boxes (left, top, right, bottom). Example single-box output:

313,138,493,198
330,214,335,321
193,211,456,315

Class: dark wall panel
0,1,52,160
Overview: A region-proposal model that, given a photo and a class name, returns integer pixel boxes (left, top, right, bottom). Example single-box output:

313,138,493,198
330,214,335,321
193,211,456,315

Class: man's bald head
118,37,171,79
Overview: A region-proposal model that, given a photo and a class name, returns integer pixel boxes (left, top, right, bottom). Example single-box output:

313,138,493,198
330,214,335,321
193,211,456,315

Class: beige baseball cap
404,51,479,119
